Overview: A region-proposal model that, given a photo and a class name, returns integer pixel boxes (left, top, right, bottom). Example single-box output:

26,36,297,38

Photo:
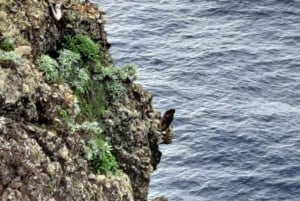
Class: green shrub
0,51,21,68
95,67,124,100
37,55,59,84
59,109,68,119
97,64,137,82
84,136,119,175
73,68,90,95
73,96,81,116
118,64,137,81
62,34,100,62
58,49,81,81
59,117,118,176
67,120,118,176
0,51,20,62
80,121,102,134
57,49,90,94
0,38,14,51
104,80,124,100
38,49,91,95
95,64,137,101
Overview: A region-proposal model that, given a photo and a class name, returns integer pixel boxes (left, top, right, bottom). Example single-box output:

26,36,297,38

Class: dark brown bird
160,108,175,131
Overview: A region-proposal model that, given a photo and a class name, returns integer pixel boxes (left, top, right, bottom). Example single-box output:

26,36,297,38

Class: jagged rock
0,0,174,200
151,197,169,201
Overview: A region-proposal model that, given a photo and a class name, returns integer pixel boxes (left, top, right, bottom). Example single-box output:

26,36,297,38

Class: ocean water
98,0,300,200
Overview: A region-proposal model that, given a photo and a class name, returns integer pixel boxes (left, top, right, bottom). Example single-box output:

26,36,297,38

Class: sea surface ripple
98,0,300,200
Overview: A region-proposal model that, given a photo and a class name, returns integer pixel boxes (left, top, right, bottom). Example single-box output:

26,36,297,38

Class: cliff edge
0,0,174,201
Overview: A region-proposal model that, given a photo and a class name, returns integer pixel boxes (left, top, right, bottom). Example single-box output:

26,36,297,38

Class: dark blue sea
97,0,300,200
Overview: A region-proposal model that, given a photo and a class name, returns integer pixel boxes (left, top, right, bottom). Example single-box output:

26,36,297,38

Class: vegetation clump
58,49,90,95
62,34,100,62
96,64,137,100
0,35,14,51
37,55,59,84
0,38,15,52
84,134,119,175
61,111,119,175
36,34,137,175
37,49,90,94
0,51,21,62
0,51,21,68
57,104,119,176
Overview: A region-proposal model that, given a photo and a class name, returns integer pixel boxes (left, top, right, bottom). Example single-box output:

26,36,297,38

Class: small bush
59,115,112,179
67,120,118,176
0,51,21,68
0,38,14,51
58,49,81,81
97,64,137,82
0,51,20,62
73,68,90,95
57,49,90,94
38,49,91,95
85,136,119,175
104,80,124,100
95,64,137,101
62,34,100,62
80,121,102,134
37,55,59,84
119,64,137,81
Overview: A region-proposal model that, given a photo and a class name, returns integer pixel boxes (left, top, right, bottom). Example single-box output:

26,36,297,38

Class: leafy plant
57,113,118,176
72,96,81,116
104,80,124,100
80,121,102,134
59,109,68,119
118,64,137,81
57,49,90,95
95,64,137,101
0,51,20,62
37,55,59,84
0,51,21,68
58,49,81,81
62,34,100,62
38,49,91,95
97,64,137,82
72,68,90,95
66,120,118,175
36,34,123,176
0,37,14,51
84,136,119,175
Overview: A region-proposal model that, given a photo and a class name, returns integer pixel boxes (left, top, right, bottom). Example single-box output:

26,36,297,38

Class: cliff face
0,1,173,201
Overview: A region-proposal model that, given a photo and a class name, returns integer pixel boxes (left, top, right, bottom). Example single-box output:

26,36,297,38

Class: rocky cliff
0,0,173,201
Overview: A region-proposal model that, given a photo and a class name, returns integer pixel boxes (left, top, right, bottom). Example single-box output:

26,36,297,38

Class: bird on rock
160,108,175,131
